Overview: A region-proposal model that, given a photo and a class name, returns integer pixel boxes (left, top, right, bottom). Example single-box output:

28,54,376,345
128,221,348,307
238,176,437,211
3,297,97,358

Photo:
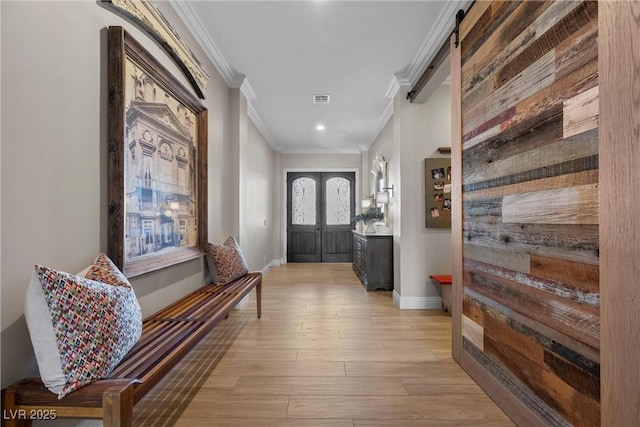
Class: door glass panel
325,177,351,225
292,177,316,225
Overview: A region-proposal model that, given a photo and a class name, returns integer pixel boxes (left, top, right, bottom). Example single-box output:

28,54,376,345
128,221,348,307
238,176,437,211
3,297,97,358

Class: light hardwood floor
133,263,514,426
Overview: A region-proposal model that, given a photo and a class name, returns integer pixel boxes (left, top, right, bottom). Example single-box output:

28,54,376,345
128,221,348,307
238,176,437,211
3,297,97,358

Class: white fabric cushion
25,271,66,394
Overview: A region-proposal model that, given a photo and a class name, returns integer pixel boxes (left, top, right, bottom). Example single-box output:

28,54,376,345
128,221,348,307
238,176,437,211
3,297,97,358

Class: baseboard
261,259,281,275
393,290,443,309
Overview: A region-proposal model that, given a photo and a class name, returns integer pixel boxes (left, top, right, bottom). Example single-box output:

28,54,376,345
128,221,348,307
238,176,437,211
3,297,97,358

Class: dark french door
287,172,355,263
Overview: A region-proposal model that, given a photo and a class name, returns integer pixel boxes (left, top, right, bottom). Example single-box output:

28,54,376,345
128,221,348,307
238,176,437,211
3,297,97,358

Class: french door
286,172,355,263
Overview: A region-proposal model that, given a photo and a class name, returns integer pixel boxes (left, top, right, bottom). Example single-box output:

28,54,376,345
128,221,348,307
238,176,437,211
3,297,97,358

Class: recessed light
316,124,325,131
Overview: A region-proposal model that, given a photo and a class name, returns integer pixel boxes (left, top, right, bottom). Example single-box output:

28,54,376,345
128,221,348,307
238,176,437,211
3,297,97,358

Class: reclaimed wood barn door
451,1,600,425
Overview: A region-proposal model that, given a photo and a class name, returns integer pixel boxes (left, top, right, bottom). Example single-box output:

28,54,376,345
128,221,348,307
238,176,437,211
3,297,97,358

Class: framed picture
108,27,208,277
425,157,451,228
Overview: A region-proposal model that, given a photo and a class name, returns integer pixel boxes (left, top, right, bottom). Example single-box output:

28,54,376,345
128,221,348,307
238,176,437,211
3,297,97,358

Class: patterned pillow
24,255,142,398
206,236,249,285
83,253,131,288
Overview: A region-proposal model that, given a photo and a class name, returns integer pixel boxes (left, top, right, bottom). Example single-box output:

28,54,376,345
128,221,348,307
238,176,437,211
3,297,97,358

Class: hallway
133,263,513,426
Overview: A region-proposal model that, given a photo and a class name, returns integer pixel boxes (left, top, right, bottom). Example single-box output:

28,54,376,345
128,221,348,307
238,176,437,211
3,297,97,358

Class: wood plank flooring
133,263,513,426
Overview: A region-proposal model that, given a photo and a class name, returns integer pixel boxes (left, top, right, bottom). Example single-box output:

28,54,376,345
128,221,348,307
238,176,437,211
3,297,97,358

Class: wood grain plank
465,269,600,349
142,419,354,427
464,131,598,184
232,376,408,396
451,31,463,363
463,153,598,194
209,360,347,377
465,288,601,366
462,1,581,102
494,1,598,88
512,58,598,129
463,297,545,368
459,1,494,48
461,123,503,152
462,339,565,427
463,197,503,217
555,15,598,80
464,245,530,274
502,183,599,225
462,1,553,89
287,395,509,421
563,85,599,138
463,169,599,201
599,2,640,425
484,334,600,427
543,350,600,401
463,50,556,138
402,383,489,399
466,258,599,306
530,255,599,293
345,360,464,378
463,220,599,266
296,348,449,363
463,106,563,169
462,314,484,351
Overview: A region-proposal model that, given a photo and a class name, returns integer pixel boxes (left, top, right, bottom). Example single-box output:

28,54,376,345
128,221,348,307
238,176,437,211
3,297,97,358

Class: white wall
0,0,239,390
242,119,277,269
280,153,361,170
368,84,452,308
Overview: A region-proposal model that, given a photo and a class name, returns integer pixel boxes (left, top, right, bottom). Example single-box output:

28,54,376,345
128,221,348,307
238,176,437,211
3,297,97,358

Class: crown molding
358,145,369,153
239,77,256,101
385,73,412,100
372,99,394,146
402,0,468,85
247,101,277,150
169,0,240,88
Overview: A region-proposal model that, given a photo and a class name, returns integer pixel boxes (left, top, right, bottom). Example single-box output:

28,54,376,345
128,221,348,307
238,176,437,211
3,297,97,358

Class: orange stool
429,275,452,312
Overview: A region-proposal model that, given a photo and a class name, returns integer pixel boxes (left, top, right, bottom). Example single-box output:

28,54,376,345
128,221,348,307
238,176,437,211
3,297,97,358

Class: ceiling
170,1,466,154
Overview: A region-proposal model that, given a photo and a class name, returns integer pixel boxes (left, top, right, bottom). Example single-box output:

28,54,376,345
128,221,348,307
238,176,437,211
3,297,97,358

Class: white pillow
25,271,66,393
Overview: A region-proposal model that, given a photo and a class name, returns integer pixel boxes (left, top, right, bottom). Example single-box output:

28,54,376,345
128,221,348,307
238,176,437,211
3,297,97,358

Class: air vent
313,94,331,104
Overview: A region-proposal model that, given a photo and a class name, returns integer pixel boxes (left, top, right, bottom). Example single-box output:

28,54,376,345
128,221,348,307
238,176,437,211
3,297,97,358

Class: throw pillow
83,252,131,288
205,236,249,285
24,254,142,398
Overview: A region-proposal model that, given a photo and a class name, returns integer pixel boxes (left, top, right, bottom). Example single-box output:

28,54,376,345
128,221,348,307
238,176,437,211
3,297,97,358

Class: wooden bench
429,274,452,312
1,272,262,427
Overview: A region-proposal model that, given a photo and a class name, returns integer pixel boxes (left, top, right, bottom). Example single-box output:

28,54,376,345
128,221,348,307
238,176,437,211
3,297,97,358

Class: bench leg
256,280,262,319
102,381,135,427
1,388,32,427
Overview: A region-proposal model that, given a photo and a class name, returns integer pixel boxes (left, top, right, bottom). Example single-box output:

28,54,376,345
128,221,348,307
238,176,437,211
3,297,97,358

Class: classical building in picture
124,64,197,260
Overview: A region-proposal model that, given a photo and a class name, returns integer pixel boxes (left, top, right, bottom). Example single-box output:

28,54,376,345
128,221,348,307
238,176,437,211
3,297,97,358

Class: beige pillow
206,236,249,284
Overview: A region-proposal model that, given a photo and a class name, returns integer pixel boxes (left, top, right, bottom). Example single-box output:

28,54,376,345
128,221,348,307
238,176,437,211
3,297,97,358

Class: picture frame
101,0,209,99
108,27,208,277
425,157,451,228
